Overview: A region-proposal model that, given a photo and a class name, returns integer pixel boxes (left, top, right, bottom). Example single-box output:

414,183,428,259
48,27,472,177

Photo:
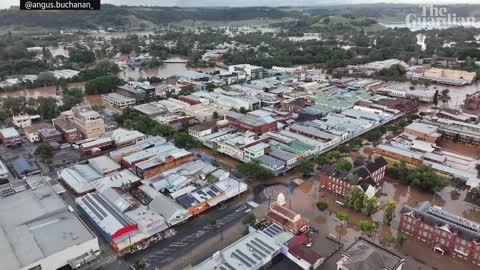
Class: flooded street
0,82,86,98
284,176,480,270
388,81,480,111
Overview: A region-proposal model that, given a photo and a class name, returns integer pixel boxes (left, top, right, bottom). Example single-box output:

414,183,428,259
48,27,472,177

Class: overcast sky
0,0,475,10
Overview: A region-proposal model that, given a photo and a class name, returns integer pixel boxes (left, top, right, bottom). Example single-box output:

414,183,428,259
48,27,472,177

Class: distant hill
0,4,479,30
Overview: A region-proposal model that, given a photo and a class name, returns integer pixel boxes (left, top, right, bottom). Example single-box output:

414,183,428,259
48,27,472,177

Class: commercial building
23,123,54,142
399,201,480,266
337,237,404,270
135,147,193,179
229,64,265,80
411,68,476,86
225,111,277,134
0,127,22,146
72,105,105,139
192,230,282,270
377,85,436,102
0,176,99,270
76,187,168,253
53,118,83,143
38,128,63,143
116,81,155,104
102,93,136,109
176,178,247,216
404,122,442,143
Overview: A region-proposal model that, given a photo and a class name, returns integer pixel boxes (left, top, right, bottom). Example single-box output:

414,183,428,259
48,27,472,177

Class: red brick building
225,111,277,134
319,156,387,197
399,201,480,267
54,118,83,143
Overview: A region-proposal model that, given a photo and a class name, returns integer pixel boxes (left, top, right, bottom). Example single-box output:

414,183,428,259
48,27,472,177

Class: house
24,123,54,143
12,114,40,128
38,128,63,143
399,201,480,266
0,127,22,146
337,237,404,270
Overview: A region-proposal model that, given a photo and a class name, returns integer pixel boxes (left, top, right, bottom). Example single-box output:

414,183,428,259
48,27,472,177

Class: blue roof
13,158,32,175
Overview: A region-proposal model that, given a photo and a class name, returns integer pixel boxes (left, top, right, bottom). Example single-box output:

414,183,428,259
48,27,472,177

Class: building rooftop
341,237,404,270
192,230,282,270
0,127,19,138
257,155,285,168
88,155,121,175
401,201,480,242
0,176,97,270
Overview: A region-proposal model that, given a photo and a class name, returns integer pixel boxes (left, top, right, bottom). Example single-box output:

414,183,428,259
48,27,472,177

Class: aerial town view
1,1,480,270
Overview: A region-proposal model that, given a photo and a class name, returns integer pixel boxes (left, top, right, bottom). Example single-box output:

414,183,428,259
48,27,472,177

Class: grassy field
312,15,385,32
172,17,295,29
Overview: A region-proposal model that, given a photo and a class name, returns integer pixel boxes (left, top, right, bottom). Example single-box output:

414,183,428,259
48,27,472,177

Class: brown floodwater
0,82,86,98
118,62,226,81
284,176,480,270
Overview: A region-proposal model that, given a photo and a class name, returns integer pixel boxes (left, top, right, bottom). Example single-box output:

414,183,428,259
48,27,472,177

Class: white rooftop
0,176,97,270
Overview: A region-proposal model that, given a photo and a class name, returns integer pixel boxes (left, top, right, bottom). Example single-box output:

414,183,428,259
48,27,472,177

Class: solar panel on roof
232,252,252,267
237,249,256,265
223,262,236,270
246,243,266,258
92,193,130,227
210,185,221,193
253,238,275,252
206,191,216,197
82,197,105,221
197,190,206,196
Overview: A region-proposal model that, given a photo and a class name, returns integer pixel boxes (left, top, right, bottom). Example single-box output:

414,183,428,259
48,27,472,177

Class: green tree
35,143,53,159
362,196,377,216
0,108,8,121
85,75,123,95
239,107,248,114
345,186,365,212
69,49,95,64
212,111,219,119
433,90,439,106
94,59,120,75
174,132,196,149
337,144,350,155
61,88,84,111
236,159,273,180
335,159,352,171
316,202,328,211
206,82,216,91
296,159,314,176
37,97,58,120
315,156,329,166
242,213,257,227
336,211,349,224
383,200,396,225
384,234,396,244
358,220,374,233
396,234,407,247
326,150,341,161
